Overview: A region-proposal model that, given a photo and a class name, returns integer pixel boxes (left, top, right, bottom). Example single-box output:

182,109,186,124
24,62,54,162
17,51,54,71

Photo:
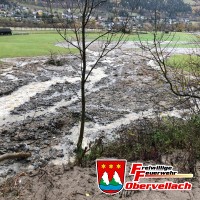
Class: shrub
103,116,200,174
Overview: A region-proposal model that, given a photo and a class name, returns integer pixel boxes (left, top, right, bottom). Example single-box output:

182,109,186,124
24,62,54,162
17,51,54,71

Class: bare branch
0,152,31,162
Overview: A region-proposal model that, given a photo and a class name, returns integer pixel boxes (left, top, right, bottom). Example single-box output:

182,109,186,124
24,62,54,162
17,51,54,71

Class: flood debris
0,49,195,185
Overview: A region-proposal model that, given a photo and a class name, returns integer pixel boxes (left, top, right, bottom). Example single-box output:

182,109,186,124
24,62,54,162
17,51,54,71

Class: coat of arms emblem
96,159,126,194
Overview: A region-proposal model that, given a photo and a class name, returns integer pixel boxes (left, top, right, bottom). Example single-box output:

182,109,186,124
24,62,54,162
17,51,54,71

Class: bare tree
47,0,127,163
136,8,200,174
136,6,200,106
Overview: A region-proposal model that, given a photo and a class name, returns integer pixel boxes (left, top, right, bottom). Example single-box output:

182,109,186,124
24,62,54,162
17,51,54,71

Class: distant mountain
120,0,192,17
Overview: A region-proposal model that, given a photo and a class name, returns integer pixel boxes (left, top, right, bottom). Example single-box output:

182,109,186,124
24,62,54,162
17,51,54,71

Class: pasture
0,32,75,58
167,54,200,71
0,30,196,59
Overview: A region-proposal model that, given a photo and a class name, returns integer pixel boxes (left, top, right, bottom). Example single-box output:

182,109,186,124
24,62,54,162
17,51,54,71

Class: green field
0,31,196,59
167,54,200,71
84,31,195,42
0,32,77,59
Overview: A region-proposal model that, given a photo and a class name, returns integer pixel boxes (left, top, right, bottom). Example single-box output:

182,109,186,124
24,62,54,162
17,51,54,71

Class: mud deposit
0,48,198,199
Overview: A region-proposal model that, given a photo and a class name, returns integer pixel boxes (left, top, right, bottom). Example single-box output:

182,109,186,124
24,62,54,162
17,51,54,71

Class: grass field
0,32,77,59
0,30,197,59
167,54,200,71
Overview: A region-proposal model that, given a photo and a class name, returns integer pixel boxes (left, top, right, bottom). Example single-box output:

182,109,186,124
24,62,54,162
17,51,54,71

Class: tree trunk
77,13,87,152
77,81,86,151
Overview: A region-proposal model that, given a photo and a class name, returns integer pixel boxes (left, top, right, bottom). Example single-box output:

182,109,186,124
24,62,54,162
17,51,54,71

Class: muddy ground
0,161,200,200
0,45,199,199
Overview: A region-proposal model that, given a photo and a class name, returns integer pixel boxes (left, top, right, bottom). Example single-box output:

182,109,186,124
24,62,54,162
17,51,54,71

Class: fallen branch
0,152,31,162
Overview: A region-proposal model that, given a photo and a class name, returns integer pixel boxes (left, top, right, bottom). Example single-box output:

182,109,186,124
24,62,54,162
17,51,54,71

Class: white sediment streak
0,76,79,126
0,51,112,126
51,105,192,165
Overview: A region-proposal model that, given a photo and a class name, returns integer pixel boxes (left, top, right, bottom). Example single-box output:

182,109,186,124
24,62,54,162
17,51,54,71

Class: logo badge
96,159,126,194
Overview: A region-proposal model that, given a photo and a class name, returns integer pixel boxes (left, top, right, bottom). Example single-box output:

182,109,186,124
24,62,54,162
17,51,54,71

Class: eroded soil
0,46,198,199
1,162,200,200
